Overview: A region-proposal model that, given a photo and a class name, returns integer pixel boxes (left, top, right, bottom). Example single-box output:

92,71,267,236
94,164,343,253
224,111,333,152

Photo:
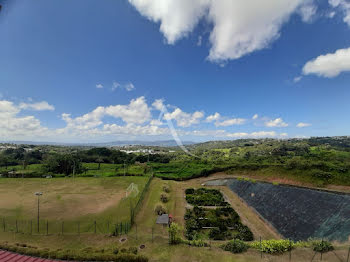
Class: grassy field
0,176,149,234
1,175,349,261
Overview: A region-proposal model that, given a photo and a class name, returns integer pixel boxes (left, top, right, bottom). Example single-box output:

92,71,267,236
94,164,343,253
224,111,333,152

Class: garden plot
184,188,253,241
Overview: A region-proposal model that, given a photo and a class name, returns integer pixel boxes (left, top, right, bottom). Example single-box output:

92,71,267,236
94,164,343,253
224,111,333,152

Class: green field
0,176,149,234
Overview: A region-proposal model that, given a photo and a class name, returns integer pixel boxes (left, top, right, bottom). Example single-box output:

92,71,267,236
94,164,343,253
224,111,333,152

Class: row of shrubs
154,185,171,215
184,204,253,241
0,242,148,262
221,239,334,254
185,188,228,206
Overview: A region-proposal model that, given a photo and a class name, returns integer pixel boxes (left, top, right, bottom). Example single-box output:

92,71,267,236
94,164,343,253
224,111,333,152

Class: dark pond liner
222,179,350,241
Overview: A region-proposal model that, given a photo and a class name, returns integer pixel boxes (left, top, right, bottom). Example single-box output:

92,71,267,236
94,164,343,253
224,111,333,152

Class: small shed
156,214,169,226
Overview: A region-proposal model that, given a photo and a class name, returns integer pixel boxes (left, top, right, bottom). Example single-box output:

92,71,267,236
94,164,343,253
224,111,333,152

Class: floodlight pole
35,192,43,233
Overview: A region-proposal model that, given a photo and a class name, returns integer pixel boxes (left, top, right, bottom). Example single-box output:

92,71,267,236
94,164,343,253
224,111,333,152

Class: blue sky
0,0,350,142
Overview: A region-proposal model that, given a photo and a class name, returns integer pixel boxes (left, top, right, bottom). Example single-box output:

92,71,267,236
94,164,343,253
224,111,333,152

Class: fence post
289,239,292,261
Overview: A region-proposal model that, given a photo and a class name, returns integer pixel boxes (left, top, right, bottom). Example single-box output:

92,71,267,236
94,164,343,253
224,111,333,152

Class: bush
113,248,119,255
163,185,170,193
209,227,231,240
221,239,249,253
128,246,138,255
313,240,334,253
169,223,182,244
185,188,195,194
312,171,333,181
251,239,294,254
154,204,167,215
160,193,169,203
183,239,209,247
234,223,254,241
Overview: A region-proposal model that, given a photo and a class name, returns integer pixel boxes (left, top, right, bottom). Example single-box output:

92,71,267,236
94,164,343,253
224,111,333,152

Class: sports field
0,176,149,231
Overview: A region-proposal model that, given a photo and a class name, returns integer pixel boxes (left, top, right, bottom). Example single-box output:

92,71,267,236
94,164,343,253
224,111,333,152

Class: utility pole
35,192,43,233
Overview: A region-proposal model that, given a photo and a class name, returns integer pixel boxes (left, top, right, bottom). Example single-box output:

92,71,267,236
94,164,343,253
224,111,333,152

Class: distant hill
1,140,196,147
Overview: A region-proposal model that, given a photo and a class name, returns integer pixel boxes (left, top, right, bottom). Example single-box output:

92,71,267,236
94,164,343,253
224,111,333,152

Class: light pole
35,192,43,233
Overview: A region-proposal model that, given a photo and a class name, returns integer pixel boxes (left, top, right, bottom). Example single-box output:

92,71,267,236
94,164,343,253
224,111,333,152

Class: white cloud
112,81,120,91
327,11,336,18
128,0,210,44
124,83,135,91
105,96,151,124
215,118,246,127
112,81,135,91
197,35,202,46
191,129,287,139
302,47,350,78
129,0,309,62
252,114,259,120
96,84,103,89
152,99,165,111
298,2,317,22
293,76,302,82
102,123,169,136
0,100,53,140
329,0,350,26
265,118,288,127
164,108,204,127
19,101,55,111
227,131,280,138
205,112,221,122
297,122,311,128
62,96,152,132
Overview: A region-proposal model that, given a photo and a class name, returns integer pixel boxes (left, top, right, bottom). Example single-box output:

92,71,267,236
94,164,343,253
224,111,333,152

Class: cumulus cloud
252,114,259,120
0,100,52,140
191,129,287,139
128,0,210,44
265,118,288,127
205,112,221,122
96,84,103,89
129,0,309,62
164,108,204,127
62,97,152,131
227,131,280,138
302,47,350,78
297,122,311,128
207,0,305,61
19,101,55,111
215,118,246,127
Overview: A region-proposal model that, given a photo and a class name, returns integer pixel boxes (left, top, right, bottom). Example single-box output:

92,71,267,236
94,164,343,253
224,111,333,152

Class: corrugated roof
156,214,169,224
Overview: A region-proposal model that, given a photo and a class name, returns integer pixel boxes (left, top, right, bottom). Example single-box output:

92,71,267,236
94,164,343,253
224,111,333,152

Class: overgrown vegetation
220,239,249,253
250,239,294,254
184,188,253,241
185,188,227,206
0,242,148,262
